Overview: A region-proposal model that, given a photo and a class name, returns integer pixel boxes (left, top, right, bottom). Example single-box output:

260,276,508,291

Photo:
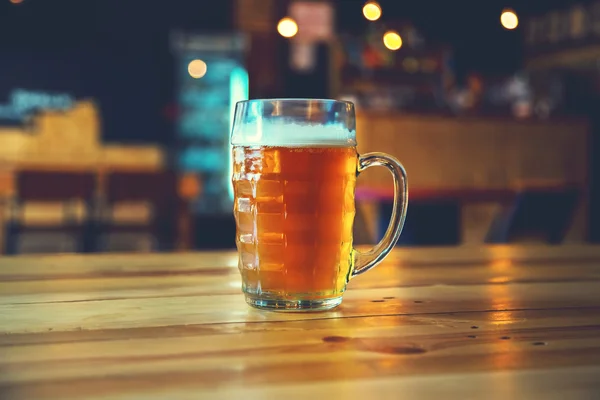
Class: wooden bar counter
1,245,600,399
354,112,591,244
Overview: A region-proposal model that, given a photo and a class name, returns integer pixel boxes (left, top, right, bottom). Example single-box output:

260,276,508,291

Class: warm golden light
501,10,519,30
10,0,24,4
277,17,299,38
363,2,382,21
188,59,207,79
383,30,402,51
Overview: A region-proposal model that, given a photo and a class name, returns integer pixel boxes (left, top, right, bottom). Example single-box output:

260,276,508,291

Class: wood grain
1,245,600,399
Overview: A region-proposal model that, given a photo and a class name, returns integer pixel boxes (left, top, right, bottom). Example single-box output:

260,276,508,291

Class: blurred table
0,167,198,254
355,112,590,244
1,245,600,399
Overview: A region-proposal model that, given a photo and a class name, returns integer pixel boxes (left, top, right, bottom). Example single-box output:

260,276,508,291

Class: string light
188,59,207,79
363,2,382,21
501,9,519,30
383,30,402,51
277,17,299,38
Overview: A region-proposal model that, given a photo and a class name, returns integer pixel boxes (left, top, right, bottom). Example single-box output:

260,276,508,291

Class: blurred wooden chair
4,170,97,254
96,171,184,252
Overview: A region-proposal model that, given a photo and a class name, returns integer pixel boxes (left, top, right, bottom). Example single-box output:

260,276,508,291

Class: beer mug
231,99,408,311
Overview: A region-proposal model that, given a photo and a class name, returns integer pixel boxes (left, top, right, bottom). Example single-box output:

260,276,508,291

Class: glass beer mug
231,99,408,311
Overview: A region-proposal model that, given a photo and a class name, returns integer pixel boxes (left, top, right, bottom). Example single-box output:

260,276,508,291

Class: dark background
0,0,578,143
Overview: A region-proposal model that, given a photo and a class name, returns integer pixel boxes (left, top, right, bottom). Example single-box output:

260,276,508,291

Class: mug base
245,295,342,312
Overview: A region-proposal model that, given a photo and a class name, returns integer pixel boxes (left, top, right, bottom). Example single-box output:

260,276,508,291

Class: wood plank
1,246,600,399
1,246,600,308
1,280,599,333
1,246,600,298
1,245,600,280
80,367,600,400
0,308,599,399
1,255,600,300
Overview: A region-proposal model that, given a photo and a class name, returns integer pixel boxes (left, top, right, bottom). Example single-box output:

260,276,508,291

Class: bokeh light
363,2,382,21
188,59,207,79
10,0,24,4
383,31,402,51
501,10,519,30
277,17,299,38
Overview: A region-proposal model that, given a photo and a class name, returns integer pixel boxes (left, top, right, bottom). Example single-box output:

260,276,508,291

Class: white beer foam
231,122,356,146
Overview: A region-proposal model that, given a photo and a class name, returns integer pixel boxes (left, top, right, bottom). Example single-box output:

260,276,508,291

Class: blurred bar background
0,0,597,253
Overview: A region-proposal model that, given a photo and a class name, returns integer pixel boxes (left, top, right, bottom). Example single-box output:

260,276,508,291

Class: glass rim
235,98,354,107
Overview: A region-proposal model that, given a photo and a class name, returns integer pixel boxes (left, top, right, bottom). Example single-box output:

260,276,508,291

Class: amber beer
232,145,357,299
231,99,407,311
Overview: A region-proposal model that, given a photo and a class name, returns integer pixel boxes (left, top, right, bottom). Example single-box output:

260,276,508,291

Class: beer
231,99,407,311
232,145,357,300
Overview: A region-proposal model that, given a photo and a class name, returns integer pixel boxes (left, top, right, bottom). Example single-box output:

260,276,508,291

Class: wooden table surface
1,245,600,399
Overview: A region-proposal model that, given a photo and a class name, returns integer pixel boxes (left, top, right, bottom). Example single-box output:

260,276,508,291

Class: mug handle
352,152,409,277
